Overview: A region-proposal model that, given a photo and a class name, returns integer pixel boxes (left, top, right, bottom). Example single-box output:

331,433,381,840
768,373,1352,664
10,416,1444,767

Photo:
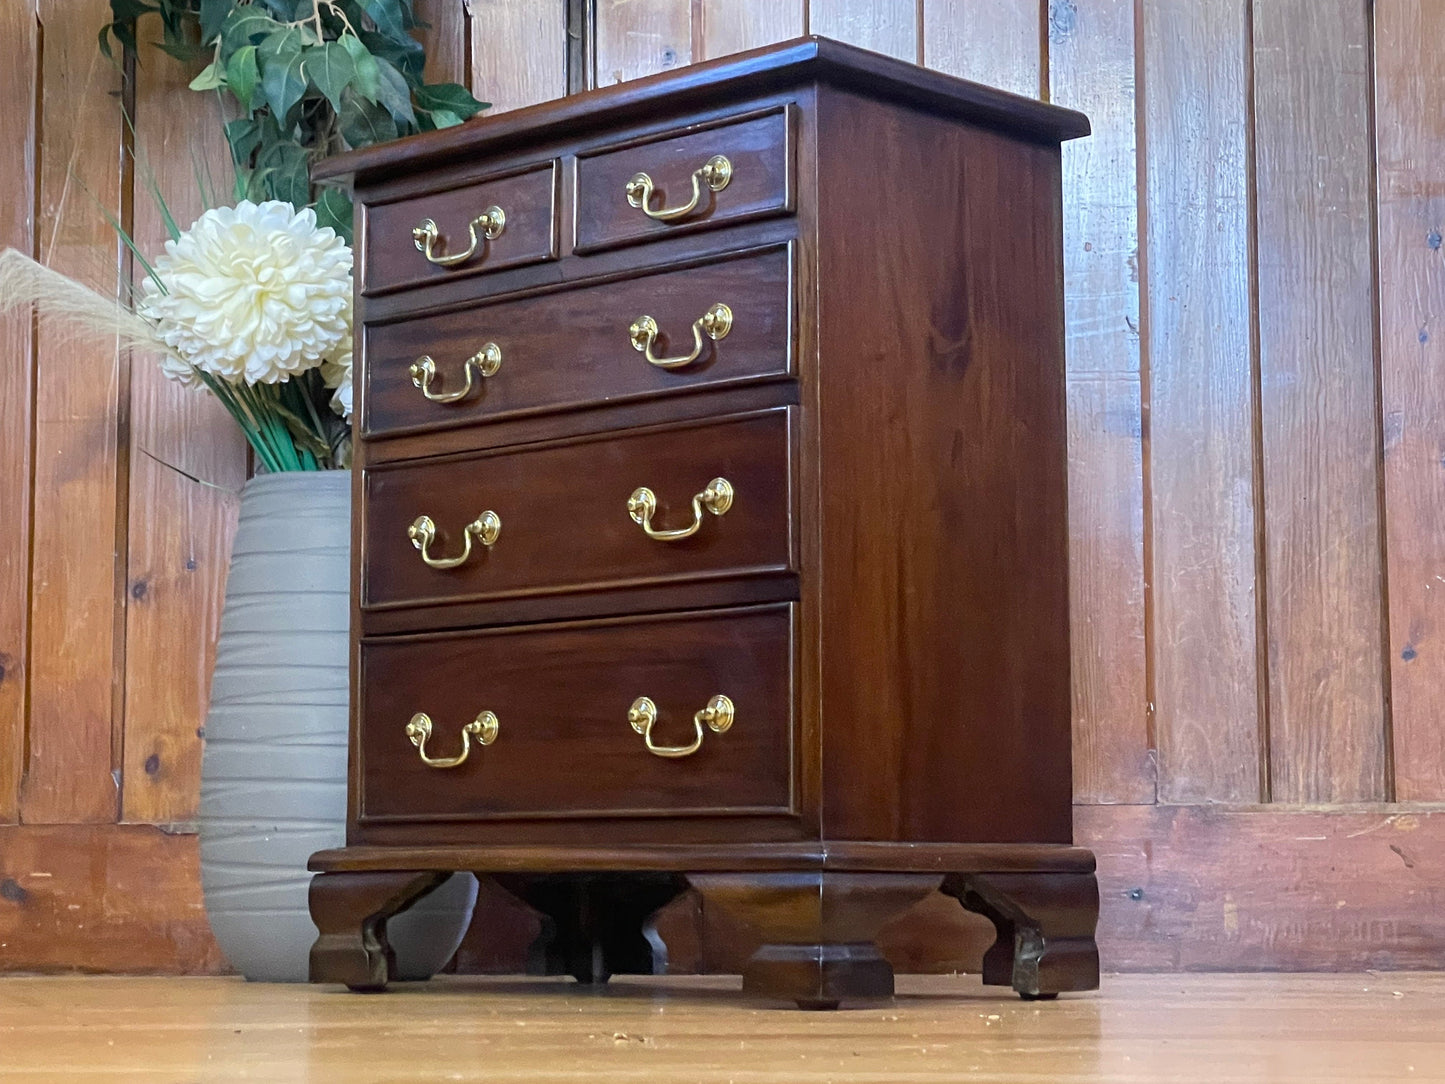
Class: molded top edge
312,35,1090,186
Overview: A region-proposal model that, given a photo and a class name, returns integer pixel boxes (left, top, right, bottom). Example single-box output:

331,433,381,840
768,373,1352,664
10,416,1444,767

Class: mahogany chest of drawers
308,36,1098,1009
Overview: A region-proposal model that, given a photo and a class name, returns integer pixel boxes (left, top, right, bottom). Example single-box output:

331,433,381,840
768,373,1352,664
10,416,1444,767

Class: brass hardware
411,207,506,267
625,154,732,221
407,511,501,569
627,477,733,542
405,710,499,769
628,694,734,758
410,343,502,404
628,303,732,369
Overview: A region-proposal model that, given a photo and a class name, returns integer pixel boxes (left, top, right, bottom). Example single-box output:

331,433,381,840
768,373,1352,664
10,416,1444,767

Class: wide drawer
362,161,559,295
357,604,795,821
574,108,794,254
362,243,793,438
361,408,795,610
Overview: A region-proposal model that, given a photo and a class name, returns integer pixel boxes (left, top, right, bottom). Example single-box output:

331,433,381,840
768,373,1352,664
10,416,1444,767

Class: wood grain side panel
1376,0,1445,800
470,0,567,114
808,0,918,62
1050,0,1151,803
594,0,693,86
923,0,1042,98
120,16,248,826
0,1,38,823
20,0,126,824
1253,0,1385,803
814,91,1072,845
697,0,805,61
1142,0,1261,803
0,824,225,974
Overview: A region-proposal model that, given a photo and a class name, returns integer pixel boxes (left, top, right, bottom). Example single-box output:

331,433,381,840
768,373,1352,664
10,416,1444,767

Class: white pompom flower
139,200,352,385
321,328,354,420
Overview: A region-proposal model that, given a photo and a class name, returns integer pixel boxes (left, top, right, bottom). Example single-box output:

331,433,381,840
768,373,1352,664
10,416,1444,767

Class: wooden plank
1049,0,1151,803
808,0,918,62
1376,0,1445,799
923,0,1041,98
120,17,247,826
470,0,568,112
1079,805,1445,971
20,0,127,824
1142,0,1261,803
415,0,469,86
9,973,1445,1080
0,0,39,824
1253,0,1384,803
0,824,225,973
697,0,805,62
593,0,692,86
1066,377,1153,802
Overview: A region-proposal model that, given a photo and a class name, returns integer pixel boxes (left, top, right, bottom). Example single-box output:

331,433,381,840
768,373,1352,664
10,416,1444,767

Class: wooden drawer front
362,409,794,610
358,605,794,821
362,244,792,438
574,108,793,254
362,162,559,295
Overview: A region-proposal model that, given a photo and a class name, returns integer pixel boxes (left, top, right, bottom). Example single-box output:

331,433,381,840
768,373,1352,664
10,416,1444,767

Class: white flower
139,200,352,385
321,328,353,420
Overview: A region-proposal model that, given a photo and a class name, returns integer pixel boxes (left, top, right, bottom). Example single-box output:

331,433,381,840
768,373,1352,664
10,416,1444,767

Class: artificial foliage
101,0,488,244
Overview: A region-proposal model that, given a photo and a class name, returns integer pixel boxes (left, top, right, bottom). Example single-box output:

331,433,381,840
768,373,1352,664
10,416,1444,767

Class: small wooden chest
308,36,1098,1009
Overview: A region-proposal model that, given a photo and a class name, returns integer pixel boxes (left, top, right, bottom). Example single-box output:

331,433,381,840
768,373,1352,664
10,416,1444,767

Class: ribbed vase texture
199,471,476,982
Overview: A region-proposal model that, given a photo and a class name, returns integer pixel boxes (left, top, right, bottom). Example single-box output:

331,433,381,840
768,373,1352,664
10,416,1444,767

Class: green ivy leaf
257,140,311,207
198,0,230,44
226,45,260,111
225,116,263,167
429,108,462,129
304,41,356,112
338,33,380,101
314,187,354,245
358,28,424,82
188,59,225,92
356,0,406,41
220,8,281,53
371,56,415,127
259,28,308,122
338,90,398,149
414,82,486,123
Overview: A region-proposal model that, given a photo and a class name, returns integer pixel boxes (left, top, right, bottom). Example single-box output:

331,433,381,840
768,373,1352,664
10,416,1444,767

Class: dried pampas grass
0,247,174,361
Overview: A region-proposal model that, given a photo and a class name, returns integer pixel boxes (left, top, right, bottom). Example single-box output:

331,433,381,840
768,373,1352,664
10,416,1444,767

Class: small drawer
362,162,559,295
361,408,795,610
361,243,793,438
574,107,794,254
357,604,794,822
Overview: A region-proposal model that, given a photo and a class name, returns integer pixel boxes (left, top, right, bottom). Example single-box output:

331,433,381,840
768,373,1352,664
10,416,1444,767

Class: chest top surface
314,35,1089,191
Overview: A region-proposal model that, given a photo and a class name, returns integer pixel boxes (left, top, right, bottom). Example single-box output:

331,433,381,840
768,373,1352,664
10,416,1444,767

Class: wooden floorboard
0,973,1441,1081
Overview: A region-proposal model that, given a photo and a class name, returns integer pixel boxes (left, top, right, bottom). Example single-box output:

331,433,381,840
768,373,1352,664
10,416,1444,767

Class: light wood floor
0,972,1441,1082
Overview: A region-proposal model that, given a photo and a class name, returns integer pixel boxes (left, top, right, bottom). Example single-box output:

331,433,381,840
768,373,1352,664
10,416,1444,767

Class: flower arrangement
0,1,488,472
0,198,356,471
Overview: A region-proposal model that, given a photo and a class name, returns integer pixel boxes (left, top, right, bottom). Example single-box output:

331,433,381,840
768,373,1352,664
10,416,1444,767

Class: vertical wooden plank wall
121,23,248,826
1049,0,1152,804
7,0,1445,973
0,0,39,823
1377,0,1445,801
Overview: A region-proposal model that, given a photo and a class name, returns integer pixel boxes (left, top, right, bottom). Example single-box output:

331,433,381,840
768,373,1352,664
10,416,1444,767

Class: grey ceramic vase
199,471,476,983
